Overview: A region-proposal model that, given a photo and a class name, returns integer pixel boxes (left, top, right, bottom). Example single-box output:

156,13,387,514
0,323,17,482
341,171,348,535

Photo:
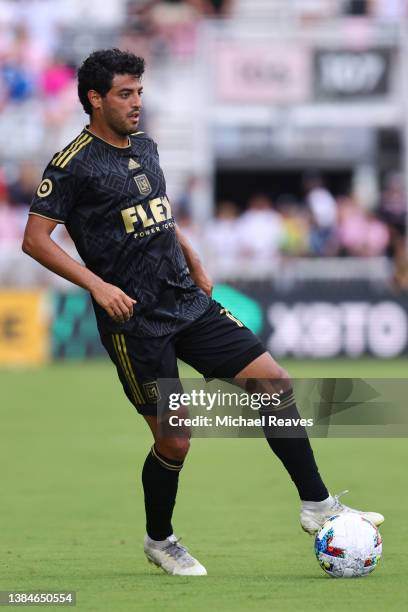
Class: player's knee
270,365,292,394
156,437,190,462
248,363,291,395
260,363,290,382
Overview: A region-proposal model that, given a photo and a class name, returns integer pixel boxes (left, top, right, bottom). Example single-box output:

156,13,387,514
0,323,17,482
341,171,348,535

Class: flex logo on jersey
36,179,53,198
121,196,172,233
134,173,152,196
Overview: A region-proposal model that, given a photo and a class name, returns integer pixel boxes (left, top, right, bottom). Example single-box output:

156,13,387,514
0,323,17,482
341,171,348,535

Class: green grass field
1,359,407,611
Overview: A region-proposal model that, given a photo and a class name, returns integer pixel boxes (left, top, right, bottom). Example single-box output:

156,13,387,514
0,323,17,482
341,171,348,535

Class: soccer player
23,49,384,576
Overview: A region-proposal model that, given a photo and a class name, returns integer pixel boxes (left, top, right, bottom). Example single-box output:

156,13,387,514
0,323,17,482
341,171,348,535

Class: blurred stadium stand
1,0,408,363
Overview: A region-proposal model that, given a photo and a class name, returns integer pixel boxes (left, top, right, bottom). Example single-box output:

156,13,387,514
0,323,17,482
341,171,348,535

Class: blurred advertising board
2,285,404,364
52,292,103,359
0,280,408,366
215,282,408,359
0,291,48,366
314,49,392,99
214,43,394,104
49,283,408,361
215,42,311,103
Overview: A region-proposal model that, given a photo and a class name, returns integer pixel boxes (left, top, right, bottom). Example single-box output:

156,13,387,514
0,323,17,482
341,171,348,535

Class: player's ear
88,89,102,111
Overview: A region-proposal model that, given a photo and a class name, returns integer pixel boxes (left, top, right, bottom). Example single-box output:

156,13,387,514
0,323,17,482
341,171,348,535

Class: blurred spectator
337,195,367,255
141,0,202,58
297,0,340,21
276,194,310,256
337,195,389,256
363,212,390,256
0,23,46,107
0,200,26,245
201,0,235,17
392,236,408,291
237,194,283,262
175,175,201,218
379,171,406,239
0,168,7,199
40,57,74,98
118,23,154,66
176,209,203,255
39,56,77,129
370,0,407,21
205,199,240,259
10,24,48,79
132,0,233,19
1,35,35,103
15,0,63,56
342,0,408,18
303,171,337,256
7,160,40,207
343,0,369,15
0,170,24,245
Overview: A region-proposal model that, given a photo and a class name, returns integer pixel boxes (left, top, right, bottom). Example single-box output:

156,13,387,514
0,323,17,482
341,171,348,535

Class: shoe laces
163,537,194,567
331,490,349,512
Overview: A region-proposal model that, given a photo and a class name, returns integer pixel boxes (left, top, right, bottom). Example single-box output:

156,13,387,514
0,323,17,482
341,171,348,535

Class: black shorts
101,299,265,416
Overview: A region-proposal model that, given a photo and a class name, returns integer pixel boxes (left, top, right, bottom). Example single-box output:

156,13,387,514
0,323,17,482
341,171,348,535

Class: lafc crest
134,173,152,196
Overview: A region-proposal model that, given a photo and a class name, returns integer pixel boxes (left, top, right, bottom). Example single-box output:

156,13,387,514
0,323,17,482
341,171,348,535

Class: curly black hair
77,48,145,116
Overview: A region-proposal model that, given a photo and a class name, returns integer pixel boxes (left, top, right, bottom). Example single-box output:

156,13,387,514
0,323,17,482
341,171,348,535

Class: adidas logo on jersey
128,158,141,170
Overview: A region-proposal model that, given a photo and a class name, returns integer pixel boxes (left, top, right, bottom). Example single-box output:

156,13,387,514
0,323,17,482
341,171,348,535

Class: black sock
261,390,329,501
142,445,184,541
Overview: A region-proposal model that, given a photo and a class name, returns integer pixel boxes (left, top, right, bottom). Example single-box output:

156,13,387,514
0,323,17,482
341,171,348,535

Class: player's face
100,74,143,135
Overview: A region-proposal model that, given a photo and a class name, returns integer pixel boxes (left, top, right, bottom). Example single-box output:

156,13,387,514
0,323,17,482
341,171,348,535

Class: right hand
91,281,136,323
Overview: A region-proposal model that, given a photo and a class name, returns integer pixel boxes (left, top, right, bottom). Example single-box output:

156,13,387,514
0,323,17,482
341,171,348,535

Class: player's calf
234,354,330,504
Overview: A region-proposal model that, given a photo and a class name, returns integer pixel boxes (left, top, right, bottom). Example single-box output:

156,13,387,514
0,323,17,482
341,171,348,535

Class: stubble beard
108,112,134,137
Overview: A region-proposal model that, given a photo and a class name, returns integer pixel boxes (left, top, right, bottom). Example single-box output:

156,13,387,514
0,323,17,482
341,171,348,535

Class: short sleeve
29,164,81,224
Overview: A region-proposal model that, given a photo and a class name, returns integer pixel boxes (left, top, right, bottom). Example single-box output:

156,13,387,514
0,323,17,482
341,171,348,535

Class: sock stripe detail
151,445,183,471
259,391,296,413
277,392,296,410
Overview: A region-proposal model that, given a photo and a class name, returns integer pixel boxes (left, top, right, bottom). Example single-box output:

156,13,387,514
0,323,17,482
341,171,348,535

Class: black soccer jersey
30,127,210,336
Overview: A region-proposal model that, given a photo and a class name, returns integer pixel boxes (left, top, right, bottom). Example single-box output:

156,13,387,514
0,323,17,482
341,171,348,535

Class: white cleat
144,534,207,576
300,490,385,535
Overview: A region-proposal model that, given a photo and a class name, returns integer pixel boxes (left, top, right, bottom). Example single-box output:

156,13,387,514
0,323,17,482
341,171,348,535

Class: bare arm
22,215,136,323
175,224,213,296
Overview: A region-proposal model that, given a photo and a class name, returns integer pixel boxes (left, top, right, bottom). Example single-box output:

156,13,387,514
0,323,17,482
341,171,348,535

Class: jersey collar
84,126,131,149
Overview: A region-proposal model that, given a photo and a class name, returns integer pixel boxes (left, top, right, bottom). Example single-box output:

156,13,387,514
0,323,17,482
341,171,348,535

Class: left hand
192,268,213,296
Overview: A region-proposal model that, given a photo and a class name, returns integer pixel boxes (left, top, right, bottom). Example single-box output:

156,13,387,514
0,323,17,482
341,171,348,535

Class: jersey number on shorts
220,308,244,327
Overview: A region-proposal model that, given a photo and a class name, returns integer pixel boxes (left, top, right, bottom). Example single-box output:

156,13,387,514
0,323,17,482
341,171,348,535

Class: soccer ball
314,514,382,578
